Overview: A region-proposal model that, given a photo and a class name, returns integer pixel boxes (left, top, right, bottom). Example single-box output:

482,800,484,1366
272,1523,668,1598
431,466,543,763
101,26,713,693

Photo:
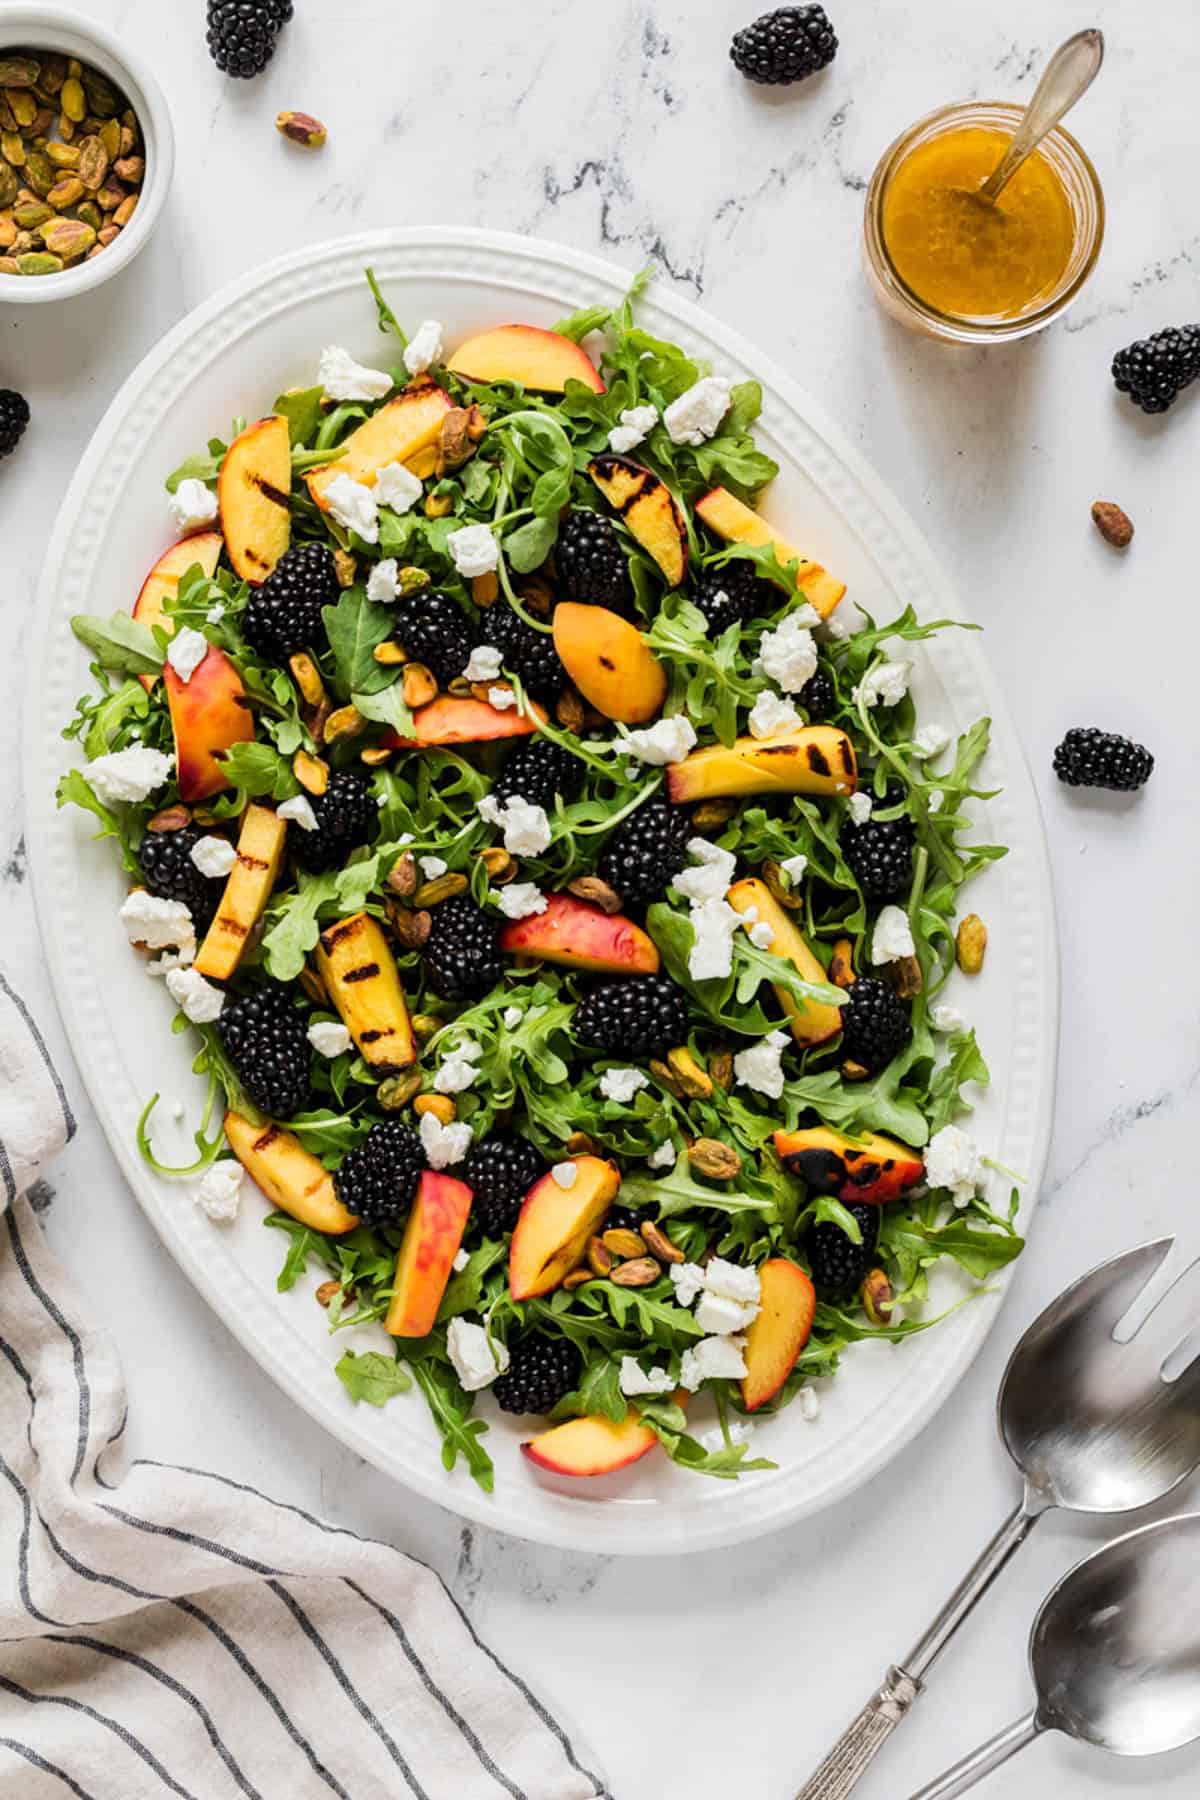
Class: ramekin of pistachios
0,5,173,300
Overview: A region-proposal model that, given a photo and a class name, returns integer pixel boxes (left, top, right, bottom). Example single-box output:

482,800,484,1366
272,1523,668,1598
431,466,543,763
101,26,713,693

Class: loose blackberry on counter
731,5,838,85
491,737,582,811
423,895,504,1001
138,826,229,933
0,390,30,459
463,1135,545,1237
575,974,689,1059
217,986,312,1118
289,770,376,873
805,1200,879,1293
390,590,476,688
838,976,911,1073
242,544,338,663
555,510,633,613
797,666,837,720
1112,325,1200,414
692,564,780,639
842,813,914,900
1053,727,1154,792
206,0,283,77
598,798,692,905
334,1120,423,1229
493,1333,582,1415
482,600,568,704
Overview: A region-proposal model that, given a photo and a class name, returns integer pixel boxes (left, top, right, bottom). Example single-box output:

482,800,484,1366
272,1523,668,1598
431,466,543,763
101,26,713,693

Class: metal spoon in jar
908,1512,1200,1798
971,28,1105,205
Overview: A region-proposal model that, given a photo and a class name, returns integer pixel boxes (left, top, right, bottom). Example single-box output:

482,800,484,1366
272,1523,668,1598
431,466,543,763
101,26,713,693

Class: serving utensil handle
906,1713,1041,1799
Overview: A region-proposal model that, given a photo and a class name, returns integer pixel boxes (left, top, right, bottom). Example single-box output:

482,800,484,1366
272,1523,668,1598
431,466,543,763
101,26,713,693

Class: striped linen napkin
0,969,607,1800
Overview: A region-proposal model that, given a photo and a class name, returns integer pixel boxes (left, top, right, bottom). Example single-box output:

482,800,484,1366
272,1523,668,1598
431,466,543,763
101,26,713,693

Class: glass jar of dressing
863,102,1104,343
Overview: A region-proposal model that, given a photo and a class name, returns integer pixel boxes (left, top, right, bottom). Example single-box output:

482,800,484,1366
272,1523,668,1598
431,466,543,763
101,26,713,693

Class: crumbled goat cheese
857,659,913,709
799,1385,820,1422
619,1356,674,1397
366,558,400,601
502,1005,523,1030
419,1111,473,1169
599,1066,648,1104
403,318,444,376
435,1050,483,1095
165,627,209,684
206,604,226,624
86,746,174,805
871,904,916,965
699,1419,756,1452
748,689,802,739
925,1124,986,1208
930,1004,966,1034
914,723,950,759
165,966,225,1024
695,1291,759,1335
318,344,393,402
120,890,196,958
847,791,873,826
488,686,517,710
307,1020,352,1058
622,714,697,765
759,611,819,692
463,644,504,683
679,1335,748,1389
278,793,319,832
497,882,546,920
551,1162,577,1190
819,608,853,641
447,523,499,578
419,855,448,879
479,794,552,856
663,376,731,446
747,918,775,949
373,461,423,515
168,478,219,536
446,1318,509,1392
928,789,945,814
648,1139,677,1170
670,1263,708,1307
608,403,659,454
190,835,237,879
733,1029,790,1099
687,897,742,980
452,1248,470,1272
704,1259,763,1306
193,1160,243,1223
674,837,737,905
324,473,379,544
780,853,809,886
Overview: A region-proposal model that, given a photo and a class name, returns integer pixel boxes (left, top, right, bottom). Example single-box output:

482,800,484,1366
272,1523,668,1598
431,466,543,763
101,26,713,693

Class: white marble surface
7,1,1200,1794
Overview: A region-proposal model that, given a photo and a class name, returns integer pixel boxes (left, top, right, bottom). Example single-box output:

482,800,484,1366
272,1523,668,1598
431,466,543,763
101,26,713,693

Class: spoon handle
978,28,1105,202
795,1504,1040,1799
906,1713,1041,1799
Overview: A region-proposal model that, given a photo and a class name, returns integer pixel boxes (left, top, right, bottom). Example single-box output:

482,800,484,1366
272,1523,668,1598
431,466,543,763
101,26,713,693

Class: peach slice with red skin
164,644,254,802
694,486,845,620
499,892,660,975
447,324,605,395
551,603,667,725
740,1259,816,1412
132,530,223,691
773,1125,924,1204
385,1172,474,1338
219,415,291,584
381,693,546,749
306,378,452,511
666,725,857,804
522,1410,659,1476
509,1155,620,1301
587,454,689,587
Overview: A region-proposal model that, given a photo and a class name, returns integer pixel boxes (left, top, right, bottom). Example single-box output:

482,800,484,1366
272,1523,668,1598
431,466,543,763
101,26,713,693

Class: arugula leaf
274,384,325,448
71,612,163,676
618,1157,778,1222
55,768,142,875
406,1352,494,1492
352,680,414,739
322,588,395,695
335,1348,413,1407
210,740,301,806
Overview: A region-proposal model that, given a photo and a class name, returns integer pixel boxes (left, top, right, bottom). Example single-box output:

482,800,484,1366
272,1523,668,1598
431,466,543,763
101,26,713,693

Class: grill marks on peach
315,913,415,1073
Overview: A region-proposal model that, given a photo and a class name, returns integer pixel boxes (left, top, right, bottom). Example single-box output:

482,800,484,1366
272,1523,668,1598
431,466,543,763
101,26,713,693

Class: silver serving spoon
797,1238,1200,1799
970,28,1105,205
909,1512,1200,1797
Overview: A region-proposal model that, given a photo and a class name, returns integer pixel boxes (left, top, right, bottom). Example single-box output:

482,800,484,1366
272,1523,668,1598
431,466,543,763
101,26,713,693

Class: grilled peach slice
588,455,688,587
740,1260,816,1411
726,879,843,1048
385,1172,474,1338
499,893,660,974
523,1411,659,1476
164,645,254,803
194,804,287,981
447,324,605,395
306,378,451,511
224,1111,357,1234
666,726,856,804
774,1125,924,1203
132,531,223,691
219,416,291,583
381,693,545,749
552,603,666,725
316,911,416,1074
509,1156,620,1300
695,486,845,620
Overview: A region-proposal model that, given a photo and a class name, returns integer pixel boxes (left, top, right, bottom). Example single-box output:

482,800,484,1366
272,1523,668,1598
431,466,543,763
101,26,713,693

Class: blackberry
605,1200,658,1233
693,564,780,638
423,896,503,1001
216,986,311,1118
1112,325,1200,414
242,544,338,663
491,737,582,811
1053,727,1154,792
463,1135,545,1236
138,826,229,933
262,0,294,23
731,5,838,84
289,771,376,873
575,975,689,1059
391,590,476,688
805,1201,879,1293
0,389,30,459
842,815,914,900
556,511,633,612
482,600,568,703
798,667,836,720
206,0,280,76
334,1120,423,1229
598,798,692,905
838,976,911,1074
492,1334,582,1415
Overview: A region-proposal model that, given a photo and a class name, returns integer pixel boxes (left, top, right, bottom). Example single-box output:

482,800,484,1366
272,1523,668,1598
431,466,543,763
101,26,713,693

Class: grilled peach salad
59,268,1020,1490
